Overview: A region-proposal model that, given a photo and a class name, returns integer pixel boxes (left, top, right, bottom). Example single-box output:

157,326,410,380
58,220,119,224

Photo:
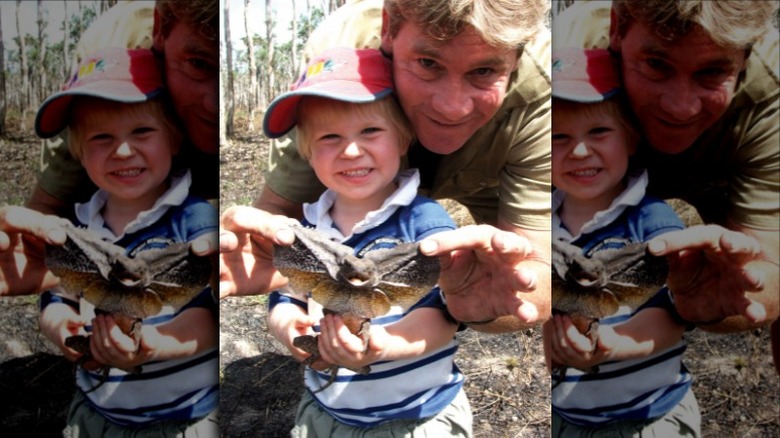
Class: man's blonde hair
383,0,549,49
68,97,183,160
614,0,779,49
295,96,413,160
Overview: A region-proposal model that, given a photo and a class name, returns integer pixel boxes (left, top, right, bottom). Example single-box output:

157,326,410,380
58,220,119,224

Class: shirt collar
302,168,420,242
553,170,649,242
74,170,192,242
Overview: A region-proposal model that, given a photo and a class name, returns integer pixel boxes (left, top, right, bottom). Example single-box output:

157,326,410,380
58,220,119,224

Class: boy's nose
342,141,362,157
114,142,134,158
570,141,590,158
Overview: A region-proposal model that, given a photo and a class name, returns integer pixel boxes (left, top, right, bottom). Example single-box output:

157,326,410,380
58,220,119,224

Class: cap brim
552,81,620,103
35,82,162,138
263,81,393,138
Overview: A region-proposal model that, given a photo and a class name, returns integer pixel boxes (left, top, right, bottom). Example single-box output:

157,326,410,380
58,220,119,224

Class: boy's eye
589,127,613,136
88,133,113,142
133,127,155,135
361,127,382,135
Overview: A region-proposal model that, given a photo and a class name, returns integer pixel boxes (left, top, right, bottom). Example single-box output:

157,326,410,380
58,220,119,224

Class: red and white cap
35,47,163,138
263,47,393,138
552,47,621,103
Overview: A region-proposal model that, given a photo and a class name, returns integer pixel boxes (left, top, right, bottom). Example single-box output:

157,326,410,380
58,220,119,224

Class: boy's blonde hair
552,96,640,151
295,96,414,160
67,96,183,160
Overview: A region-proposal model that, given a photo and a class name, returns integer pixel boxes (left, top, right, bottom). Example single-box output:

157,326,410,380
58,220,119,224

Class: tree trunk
15,0,29,131
63,0,71,80
224,0,235,137
290,0,298,81
37,0,48,103
244,0,258,130
0,7,6,136
265,0,275,105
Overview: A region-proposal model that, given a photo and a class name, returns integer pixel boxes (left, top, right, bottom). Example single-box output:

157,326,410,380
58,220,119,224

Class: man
553,0,778,352
220,0,553,332
0,0,219,296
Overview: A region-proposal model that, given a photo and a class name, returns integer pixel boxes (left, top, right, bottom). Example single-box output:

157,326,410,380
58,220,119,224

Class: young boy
35,47,218,436
263,47,471,436
545,47,700,437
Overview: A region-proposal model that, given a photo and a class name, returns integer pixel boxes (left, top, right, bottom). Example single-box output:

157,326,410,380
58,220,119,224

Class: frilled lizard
273,222,440,392
45,221,211,391
551,239,668,380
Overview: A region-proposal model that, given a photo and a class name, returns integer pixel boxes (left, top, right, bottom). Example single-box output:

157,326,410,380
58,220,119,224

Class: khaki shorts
552,387,701,438
291,387,473,438
62,390,219,438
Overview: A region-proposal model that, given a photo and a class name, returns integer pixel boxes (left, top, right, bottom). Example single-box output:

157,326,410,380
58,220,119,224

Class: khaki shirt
37,1,219,203
267,0,552,229
554,1,780,231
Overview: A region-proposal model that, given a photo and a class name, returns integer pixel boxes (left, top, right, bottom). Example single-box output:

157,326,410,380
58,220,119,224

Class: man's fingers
648,225,760,258
745,300,767,324
419,225,494,256
219,206,296,246
0,206,67,244
191,232,218,256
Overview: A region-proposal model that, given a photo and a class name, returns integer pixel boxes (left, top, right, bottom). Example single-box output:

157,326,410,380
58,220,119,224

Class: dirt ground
0,128,777,437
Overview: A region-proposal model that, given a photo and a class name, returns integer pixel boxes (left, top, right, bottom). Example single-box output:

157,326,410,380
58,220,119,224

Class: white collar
553,170,649,242
74,170,192,242
302,168,420,242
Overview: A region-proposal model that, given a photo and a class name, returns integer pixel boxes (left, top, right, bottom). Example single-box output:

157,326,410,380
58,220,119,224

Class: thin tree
224,0,235,137
244,0,258,130
0,6,6,136
265,0,275,104
15,0,30,131
37,0,48,103
63,0,71,80
290,0,298,79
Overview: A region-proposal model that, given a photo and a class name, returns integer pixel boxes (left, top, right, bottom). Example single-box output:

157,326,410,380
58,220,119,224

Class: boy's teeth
343,169,369,177
571,169,597,177
115,169,142,177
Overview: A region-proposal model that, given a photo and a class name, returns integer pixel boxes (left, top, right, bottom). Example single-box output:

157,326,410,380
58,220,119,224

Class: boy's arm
267,296,318,363
317,307,458,370
39,298,87,363
546,308,685,370
88,306,218,369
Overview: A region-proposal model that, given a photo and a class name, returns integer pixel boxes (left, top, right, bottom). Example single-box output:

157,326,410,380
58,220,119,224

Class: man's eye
182,57,216,80
472,67,495,77
418,58,437,69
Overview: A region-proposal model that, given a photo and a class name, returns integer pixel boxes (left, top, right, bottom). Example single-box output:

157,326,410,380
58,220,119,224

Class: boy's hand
317,314,385,370
547,314,609,371
40,302,90,363
218,206,296,298
89,314,149,370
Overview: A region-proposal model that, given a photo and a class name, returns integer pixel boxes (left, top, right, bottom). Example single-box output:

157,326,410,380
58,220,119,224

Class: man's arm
420,221,551,333
218,187,302,298
649,223,778,332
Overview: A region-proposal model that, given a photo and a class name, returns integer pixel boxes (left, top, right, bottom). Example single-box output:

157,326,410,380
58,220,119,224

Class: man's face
154,20,219,154
614,21,746,154
382,20,518,154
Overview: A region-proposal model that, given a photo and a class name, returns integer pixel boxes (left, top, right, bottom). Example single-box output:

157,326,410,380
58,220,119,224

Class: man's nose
659,79,702,121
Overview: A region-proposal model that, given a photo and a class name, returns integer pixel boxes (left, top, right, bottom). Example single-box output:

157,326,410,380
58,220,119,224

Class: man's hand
420,224,551,331
218,206,296,298
0,206,67,296
649,224,773,329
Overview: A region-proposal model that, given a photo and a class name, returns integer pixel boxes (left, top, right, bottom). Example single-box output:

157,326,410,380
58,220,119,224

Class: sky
225,0,318,47
1,0,99,50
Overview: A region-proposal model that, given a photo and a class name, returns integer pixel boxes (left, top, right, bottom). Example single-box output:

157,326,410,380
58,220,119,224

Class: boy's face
382,19,518,155
74,102,177,207
552,104,634,208
302,100,407,210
